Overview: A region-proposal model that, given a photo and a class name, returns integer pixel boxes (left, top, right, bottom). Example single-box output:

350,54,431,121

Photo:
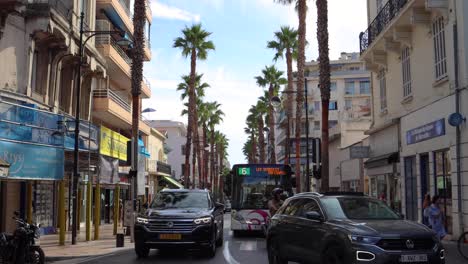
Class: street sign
350,146,370,159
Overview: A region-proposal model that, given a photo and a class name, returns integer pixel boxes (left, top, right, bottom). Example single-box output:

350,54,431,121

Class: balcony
359,0,409,54
144,37,152,61
93,89,151,135
97,0,133,34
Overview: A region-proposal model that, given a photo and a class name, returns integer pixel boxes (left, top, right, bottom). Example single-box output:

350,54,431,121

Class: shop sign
406,119,445,145
0,140,64,180
99,155,119,184
350,146,370,159
100,126,128,161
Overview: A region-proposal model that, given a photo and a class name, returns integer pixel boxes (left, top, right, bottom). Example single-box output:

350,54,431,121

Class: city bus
230,164,293,234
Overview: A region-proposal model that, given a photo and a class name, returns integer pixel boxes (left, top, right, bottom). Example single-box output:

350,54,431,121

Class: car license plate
159,234,181,240
400,254,428,262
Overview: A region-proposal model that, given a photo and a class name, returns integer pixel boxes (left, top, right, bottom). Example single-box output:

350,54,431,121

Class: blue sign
406,119,445,145
0,140,64,180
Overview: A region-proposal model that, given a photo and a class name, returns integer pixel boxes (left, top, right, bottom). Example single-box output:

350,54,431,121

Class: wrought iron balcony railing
359,0,408,54
93,89,131,113
27,0,71,21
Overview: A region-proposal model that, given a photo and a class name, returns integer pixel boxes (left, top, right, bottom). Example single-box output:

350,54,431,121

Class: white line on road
240,241,257,251
223,241,241,264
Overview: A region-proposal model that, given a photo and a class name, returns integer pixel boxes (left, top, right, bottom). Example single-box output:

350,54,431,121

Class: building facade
0,0,153,238
275,52,372,190
361,0,468,238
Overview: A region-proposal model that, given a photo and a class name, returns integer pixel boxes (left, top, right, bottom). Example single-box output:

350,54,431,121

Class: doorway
404,156,418,221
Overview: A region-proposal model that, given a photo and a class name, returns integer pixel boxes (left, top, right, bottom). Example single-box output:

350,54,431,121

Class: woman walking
428,195,447,240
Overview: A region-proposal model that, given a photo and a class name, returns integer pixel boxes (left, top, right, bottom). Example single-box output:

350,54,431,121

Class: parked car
134,189,224,258
267,192,445,264
224,199,231,213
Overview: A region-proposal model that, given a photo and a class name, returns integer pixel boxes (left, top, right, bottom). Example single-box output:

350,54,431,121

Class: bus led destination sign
237,165,289,177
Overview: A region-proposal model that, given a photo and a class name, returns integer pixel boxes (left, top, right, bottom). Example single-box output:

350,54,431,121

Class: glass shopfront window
434,150,452,234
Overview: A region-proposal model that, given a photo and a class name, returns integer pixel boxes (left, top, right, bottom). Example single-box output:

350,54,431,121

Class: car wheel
135,243,150,258
267,239,287,264
233,230,240,237
204,237,217,258
216,226,224,247
321,245,344,264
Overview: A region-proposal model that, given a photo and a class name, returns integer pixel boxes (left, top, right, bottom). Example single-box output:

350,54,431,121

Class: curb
45,248,133,262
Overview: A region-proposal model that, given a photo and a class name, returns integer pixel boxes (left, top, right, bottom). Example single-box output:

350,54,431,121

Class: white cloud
151,0,201,22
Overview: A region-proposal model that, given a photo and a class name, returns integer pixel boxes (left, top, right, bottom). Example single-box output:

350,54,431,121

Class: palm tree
178,74,210,188
275,0,307,192
173,24,215,188
256,94,269,163
216,132,229,199
244,112,258,164
208,103,224,191
267,26,298,166
255,65,287,164
242,139,254,163
316,0,331,192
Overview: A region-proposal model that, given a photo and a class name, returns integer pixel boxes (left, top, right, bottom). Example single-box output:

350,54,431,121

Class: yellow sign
100,126,129,161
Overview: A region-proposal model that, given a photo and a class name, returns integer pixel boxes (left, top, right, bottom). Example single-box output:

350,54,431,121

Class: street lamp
71,11,132,245
270,78,311,192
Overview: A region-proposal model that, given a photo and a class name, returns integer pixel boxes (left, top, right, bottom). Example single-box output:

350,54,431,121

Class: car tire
204,237,217,258
233,230,240,237
321,245,344,264
216,226,224,247
135,243,150,259
267,239,287,264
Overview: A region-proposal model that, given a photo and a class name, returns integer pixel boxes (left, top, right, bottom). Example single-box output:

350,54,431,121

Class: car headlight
136,217,149,224
348,235,380,245
194,217,212,225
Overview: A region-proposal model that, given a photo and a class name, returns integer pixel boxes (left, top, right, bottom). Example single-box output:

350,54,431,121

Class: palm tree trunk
189,48,197,189
203,123,208,188
251,133,257,164
210,129,215,190
258,116,266,163
317,0,330,192
285,49,293,166
131,0,145,197
295,0,307,193
193,114,202,188
268,84,276,164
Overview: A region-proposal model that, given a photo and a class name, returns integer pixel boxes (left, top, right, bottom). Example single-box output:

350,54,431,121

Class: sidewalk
442,240,468,264
41,224,134,262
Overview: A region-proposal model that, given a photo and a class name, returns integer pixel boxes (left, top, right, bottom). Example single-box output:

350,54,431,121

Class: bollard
116,233,125,247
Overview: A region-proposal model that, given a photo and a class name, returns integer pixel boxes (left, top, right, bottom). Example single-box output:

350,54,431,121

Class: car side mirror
215,202,224,211
305,211,323,222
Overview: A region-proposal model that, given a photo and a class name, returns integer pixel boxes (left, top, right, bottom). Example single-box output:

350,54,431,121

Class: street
55,213,269,264
49,212,468,264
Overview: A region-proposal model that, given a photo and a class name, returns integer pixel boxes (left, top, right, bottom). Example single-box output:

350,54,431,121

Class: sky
142,0,368,166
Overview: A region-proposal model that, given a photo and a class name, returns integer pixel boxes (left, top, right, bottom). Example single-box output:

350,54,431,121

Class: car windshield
321,197,400,220
150,192,210,209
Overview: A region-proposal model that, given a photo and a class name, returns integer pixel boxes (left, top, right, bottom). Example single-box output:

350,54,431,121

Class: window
378,70,387,111
330,82,337,92
181,144,186,154
282,199,302,216
329,120,338,129
434,150,452,233
402,46,412,97
345,99,352,110
31,50,38,92
329,101,338,110
294,198,322,218
359,81,370,94
314,101,320,111
433,17,447,80
314,121,320,130
345,81,355,95
349,66,360,71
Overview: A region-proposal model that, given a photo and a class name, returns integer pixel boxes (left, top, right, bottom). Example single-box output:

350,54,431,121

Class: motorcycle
0,211,45,264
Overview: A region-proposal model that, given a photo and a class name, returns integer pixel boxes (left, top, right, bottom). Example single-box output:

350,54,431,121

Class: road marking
223,241,240,264
240,241,257,251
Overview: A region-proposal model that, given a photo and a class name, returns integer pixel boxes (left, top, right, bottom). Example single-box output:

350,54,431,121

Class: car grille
377,238,434,251
146,219,194,232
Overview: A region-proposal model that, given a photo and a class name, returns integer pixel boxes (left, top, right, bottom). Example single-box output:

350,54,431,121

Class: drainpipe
453,5,464,235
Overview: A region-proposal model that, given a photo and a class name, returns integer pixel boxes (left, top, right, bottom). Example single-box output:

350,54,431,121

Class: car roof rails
296,192,323,197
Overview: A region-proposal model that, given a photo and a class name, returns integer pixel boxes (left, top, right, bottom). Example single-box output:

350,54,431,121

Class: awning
364,152,399,169
0,159,10,167
159,175,183,189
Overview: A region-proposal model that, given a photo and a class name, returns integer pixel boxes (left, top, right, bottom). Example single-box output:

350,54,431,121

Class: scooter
0,211,44,264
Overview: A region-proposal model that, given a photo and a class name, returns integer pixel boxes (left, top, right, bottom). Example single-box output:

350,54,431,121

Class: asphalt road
51,213,468,264
66,213,269,264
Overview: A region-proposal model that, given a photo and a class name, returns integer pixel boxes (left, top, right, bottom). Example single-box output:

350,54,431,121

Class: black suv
267,192,445,264
134,189,224,258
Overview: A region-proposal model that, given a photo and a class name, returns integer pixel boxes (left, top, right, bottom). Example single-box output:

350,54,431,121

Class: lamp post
72,11,131,245
271,78,311,192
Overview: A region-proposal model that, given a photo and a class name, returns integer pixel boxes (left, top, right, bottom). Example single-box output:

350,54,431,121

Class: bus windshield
231,164,292,210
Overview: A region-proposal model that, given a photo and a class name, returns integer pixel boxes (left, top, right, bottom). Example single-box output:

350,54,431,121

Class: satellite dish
448,113,466,127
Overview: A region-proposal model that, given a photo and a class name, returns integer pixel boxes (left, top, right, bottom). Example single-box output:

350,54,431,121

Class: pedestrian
268,188,284,216
428,195,447,240
422,194,431,227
